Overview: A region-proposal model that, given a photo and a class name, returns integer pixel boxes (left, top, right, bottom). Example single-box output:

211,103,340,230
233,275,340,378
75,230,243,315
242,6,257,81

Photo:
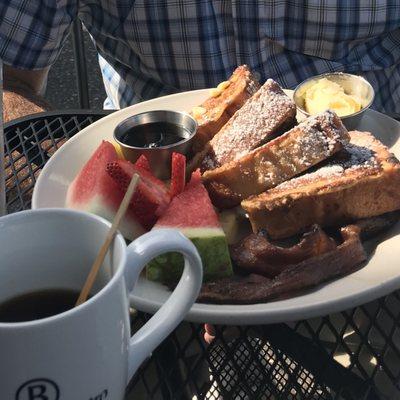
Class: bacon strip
198,225,366,304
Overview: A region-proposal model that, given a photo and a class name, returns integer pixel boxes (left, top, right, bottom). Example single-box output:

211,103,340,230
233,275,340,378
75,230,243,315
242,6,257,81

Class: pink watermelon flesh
156,170,219,229
106,159,170,229
66,141,145,240
148,170,233,283
67,141,118,205
170,152,186,199
134,154,151,172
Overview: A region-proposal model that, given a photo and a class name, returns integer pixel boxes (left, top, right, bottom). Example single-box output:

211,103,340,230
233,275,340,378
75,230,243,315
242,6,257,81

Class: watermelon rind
68,194,145,240
146,227,232,284
66,140,146,240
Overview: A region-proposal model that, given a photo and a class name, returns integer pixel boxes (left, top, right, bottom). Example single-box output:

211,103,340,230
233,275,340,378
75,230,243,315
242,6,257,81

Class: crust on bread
242,131,400,238
203,111,349,208
190,65,260,154
196,79,297,172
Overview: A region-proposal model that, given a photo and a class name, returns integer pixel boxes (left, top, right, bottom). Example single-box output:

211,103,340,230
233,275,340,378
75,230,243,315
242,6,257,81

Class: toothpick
76,173,140,306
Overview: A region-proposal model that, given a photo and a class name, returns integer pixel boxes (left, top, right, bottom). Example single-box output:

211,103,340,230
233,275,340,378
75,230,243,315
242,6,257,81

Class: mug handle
124,228,203,381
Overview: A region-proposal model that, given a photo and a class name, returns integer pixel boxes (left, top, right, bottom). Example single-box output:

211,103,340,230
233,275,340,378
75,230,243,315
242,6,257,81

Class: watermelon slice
106,159,170,229
146,170,233,284
134,154,151,172
66,141,145,240
170,153,186,198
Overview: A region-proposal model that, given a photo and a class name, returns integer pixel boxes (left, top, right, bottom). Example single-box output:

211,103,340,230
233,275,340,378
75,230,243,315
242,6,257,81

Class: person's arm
1,0,77,123
3,65,52,123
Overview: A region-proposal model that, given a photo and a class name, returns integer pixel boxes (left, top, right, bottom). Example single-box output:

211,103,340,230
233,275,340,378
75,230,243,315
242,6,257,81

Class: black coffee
0,289,82,323
119,121,190,148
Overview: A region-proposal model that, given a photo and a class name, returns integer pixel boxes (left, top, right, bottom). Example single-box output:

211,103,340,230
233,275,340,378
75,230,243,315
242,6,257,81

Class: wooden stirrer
76,173,140,306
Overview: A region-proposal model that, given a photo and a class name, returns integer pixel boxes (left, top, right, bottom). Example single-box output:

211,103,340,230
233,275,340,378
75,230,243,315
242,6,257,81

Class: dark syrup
0,289,84,323
119,121,190,148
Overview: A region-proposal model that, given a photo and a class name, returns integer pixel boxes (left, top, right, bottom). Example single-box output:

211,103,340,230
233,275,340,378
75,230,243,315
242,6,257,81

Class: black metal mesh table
5,111,400,400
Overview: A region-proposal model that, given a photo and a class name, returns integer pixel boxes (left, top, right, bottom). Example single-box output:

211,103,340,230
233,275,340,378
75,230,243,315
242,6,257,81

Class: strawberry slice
187,168,202,188
170,153,186,198
134,154,151,172
106,160,170,230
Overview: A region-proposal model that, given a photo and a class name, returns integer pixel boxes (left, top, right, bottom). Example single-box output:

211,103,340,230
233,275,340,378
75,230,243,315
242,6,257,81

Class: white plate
32,89,400,325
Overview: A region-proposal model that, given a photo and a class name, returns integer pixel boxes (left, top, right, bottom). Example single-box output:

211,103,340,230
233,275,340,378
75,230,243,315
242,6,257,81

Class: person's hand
204,324,241,345
204,323,216,344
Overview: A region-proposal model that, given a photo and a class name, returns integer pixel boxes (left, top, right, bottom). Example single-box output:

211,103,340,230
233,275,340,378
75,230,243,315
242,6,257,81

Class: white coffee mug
0,209,203,400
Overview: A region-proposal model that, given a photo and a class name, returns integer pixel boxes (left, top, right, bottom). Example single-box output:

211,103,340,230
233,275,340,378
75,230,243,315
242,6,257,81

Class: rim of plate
31,89,400,325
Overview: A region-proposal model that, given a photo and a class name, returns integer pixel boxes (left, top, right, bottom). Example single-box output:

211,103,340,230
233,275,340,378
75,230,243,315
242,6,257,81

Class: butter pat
192,106,207,119
209,80,231,98
112,142,125,159
217,80,231,91
209,88,222,97
304,78,363,117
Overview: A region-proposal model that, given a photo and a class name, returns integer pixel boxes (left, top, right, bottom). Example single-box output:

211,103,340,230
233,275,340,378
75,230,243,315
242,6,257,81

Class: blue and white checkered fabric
1,0,400,117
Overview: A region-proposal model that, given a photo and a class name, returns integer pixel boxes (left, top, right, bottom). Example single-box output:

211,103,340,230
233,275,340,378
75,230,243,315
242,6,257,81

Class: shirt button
253,71,261,81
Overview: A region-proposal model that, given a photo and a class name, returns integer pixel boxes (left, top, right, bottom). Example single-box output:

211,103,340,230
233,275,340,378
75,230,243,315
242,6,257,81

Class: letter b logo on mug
16,378,60,400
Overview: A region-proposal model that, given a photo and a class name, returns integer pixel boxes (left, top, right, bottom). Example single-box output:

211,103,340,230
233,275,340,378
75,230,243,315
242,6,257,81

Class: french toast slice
242,131,400,239
203,111,349,209
197,79,297,172
190,65,260,154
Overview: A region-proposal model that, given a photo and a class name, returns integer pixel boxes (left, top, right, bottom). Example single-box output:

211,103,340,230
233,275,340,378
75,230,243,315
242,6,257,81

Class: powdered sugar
201,79,296,170
275,134,380,191
343,143,376,167
297,109,346,149
246,78,260,96
277,110,348,170
295,126,333,165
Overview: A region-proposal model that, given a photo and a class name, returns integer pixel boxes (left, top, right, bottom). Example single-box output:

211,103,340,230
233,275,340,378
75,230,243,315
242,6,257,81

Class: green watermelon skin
147,228,232,284
146,171,233,284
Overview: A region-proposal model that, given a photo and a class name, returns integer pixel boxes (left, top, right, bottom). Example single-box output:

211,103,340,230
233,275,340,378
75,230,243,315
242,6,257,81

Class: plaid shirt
1,1,400,117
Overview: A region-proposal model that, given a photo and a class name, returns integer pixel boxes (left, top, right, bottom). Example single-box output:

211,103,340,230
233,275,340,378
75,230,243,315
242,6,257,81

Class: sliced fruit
106,159,170,229
134,154,151,172
66,141,145,240
170,153,186,198
218,210,240,245
147,170,233,284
